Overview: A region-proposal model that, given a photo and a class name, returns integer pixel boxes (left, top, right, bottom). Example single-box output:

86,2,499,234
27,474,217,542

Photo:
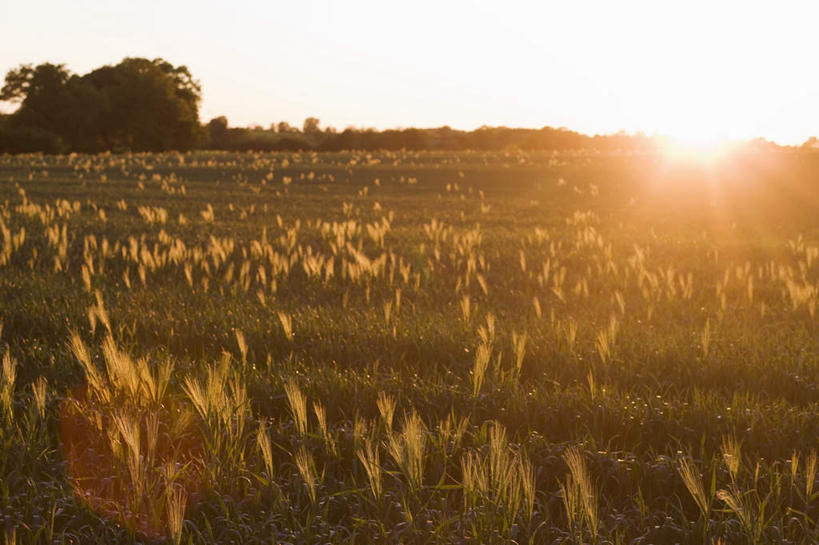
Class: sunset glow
658,136,740,167
2,0,818,144
0,0,819,144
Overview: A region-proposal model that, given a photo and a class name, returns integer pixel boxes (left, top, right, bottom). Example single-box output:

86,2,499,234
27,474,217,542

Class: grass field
2,149,819,544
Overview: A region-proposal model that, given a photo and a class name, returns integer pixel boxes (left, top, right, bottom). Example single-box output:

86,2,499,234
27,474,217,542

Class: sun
658,131,738,165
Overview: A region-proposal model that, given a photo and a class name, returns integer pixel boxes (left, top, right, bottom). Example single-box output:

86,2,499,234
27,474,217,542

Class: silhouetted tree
207,116,229,148
1,63,73,150
83,58,202,151
1,63,68,108
277,121,296,134
303,117,321,135
1,57,202,152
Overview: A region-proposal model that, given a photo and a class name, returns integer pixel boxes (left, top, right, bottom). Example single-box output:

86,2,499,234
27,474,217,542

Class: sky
1,0,818,145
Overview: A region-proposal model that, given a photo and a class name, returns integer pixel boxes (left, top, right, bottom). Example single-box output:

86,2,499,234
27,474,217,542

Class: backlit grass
2,149,819,543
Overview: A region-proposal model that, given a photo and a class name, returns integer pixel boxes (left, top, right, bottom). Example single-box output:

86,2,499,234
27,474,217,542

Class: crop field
3,149,819,544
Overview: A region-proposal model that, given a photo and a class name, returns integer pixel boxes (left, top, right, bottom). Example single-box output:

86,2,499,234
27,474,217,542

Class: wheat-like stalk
313,401,335,454
512,331,527,376
294,446,318,504
716,486,753,539
701,318,711,358
387,411,427,494
278,311,294,342
1,350,17,422
256,422,275,480
721,434,742,483
284,379,308,435
517,450,536,522
165,484,187,545
678,456,709,516
806,450,817,498
376,391,396,431
31,376,47,420
356,437,382,501
235,329,247,364
563,446,599,538
472,342,491,397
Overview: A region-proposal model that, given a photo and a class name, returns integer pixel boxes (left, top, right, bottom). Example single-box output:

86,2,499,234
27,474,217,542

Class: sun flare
659,133,738,165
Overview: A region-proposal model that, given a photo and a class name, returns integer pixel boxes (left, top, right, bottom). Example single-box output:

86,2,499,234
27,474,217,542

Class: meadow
2,148,819,544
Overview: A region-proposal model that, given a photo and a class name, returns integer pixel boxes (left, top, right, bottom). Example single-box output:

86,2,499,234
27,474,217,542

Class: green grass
2,149,819,543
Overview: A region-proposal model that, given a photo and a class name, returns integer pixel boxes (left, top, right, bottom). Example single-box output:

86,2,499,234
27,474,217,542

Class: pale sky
1,0,818,144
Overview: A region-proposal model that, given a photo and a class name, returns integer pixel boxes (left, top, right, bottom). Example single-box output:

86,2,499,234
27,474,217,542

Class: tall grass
4,150,819,543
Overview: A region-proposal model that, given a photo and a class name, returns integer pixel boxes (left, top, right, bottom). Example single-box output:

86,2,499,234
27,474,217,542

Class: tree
1,63,69,105
84,58,202,151
1,64,71,141
1,57,203,152
303,117,320,135
207,116,229,148
277,121,296,134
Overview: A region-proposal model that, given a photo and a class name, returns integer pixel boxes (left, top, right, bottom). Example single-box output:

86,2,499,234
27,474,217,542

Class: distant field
2,149,819,543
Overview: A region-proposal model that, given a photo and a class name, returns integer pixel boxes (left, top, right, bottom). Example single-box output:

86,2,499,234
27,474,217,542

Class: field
2,149,819,544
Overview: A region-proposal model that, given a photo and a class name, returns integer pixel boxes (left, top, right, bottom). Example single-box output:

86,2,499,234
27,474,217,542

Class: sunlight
659,133,738,165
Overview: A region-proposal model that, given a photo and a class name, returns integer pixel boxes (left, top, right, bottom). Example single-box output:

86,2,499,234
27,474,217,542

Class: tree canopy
1,58,202,152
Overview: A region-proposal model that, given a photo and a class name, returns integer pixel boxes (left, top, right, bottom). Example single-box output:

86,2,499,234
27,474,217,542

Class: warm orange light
659,134,738,166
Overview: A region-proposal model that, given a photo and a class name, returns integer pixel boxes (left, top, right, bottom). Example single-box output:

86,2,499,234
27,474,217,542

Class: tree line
0,58,800,154
1,58,201,153
204,116,667,153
